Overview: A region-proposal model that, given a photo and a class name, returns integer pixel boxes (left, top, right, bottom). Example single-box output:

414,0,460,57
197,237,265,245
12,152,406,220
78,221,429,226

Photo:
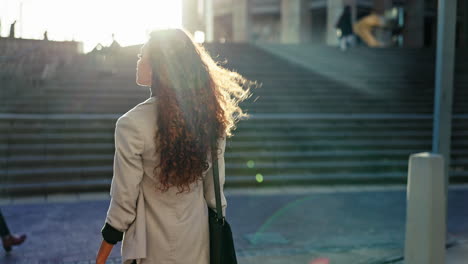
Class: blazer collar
143,96,157,104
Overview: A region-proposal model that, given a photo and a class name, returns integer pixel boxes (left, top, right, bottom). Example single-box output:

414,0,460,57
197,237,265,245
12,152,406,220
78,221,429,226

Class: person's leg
0,210,11,238
339,37,347,51
0,209,27,252
349,34,356,47
346,35,355,48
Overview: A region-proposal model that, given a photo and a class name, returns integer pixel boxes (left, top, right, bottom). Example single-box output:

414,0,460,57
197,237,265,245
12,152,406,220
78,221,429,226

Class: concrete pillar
280,0,311,44
204,0,214,42
404,153,446,264
232,0,250,42
403,0,425,47
182,0,200,36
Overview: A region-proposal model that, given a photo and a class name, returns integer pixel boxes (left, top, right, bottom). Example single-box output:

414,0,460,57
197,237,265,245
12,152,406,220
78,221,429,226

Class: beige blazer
105,96,227,264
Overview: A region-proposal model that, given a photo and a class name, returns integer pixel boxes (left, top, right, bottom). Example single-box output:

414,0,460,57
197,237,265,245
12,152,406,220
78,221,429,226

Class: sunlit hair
146,28,256,194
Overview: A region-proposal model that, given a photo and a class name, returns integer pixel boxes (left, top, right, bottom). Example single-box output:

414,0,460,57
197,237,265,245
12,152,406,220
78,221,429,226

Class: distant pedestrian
335,5,355,51
0,209,27,252
43,30,48,40
9,20,16,39
353,11,385,47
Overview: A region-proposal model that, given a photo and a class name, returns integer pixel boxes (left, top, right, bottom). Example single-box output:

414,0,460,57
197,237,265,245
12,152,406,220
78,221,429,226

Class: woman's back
105,96,227,264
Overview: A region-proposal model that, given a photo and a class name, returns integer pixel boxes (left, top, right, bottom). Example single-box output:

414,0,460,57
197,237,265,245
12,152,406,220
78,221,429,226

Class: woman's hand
96,239,114,264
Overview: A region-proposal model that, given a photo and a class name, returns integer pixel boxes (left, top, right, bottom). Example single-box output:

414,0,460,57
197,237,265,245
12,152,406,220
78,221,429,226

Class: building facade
182,0,468,48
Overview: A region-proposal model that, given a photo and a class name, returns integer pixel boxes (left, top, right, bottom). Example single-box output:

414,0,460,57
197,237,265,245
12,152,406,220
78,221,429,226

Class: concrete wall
182,0,202,35
0,37,82,60
0,38,82,82
281,0,312,43
233,0,251,42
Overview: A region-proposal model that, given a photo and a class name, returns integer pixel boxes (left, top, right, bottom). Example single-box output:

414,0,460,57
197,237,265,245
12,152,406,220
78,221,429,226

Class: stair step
4,170,468,196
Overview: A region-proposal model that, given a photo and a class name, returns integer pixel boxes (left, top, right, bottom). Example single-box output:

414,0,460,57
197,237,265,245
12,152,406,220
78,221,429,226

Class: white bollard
404,152,446,264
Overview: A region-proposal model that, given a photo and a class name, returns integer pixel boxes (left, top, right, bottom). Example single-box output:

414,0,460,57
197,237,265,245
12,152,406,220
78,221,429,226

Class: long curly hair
146,28,256,194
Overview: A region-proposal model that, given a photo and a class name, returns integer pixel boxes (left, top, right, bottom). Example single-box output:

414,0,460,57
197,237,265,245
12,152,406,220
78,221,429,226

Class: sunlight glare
194,31,205,44
0,0,182,53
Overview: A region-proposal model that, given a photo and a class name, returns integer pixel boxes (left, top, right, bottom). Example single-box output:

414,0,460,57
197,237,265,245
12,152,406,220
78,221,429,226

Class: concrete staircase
1,43,467,197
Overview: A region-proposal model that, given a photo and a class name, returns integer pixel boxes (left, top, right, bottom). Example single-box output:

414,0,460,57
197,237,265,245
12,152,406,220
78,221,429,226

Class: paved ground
1,184,467,264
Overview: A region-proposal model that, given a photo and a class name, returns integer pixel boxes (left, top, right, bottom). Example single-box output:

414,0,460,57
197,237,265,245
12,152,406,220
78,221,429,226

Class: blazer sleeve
203,134,228,217
104,115,145,234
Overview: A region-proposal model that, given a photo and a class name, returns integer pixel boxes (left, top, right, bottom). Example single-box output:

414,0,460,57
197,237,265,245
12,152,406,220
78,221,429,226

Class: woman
96,28,253,264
